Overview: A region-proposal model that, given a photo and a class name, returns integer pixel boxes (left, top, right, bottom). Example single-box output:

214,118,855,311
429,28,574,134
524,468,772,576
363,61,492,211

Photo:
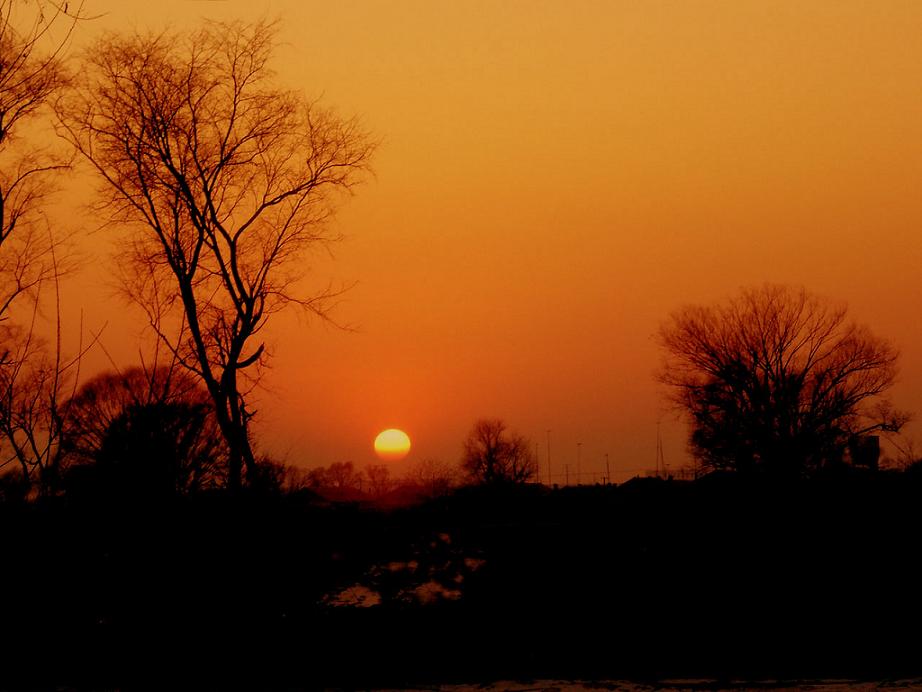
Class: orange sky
56,1,922,482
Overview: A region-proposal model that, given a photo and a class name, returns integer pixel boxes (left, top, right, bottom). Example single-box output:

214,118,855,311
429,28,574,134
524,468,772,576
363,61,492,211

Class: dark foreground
3,471,922,689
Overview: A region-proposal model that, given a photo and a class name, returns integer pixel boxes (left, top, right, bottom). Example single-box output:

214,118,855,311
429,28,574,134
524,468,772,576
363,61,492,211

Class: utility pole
577,442,582,485
605,453,610,485
546,429,552,486
535,442,540,484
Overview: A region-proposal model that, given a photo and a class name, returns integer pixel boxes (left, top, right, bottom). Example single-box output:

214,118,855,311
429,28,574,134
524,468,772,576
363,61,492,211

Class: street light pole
577,442,582,485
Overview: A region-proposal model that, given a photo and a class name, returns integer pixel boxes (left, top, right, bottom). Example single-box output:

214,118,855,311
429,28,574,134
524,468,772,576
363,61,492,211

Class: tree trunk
220,378,257,492
212,398,244,492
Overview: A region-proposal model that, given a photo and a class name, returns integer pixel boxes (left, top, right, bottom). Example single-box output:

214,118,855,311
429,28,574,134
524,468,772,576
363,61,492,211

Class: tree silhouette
307,461,362,492
364,464,394,498
0,0,87,496
462,418,536,485
64,366,211,458
62,366,227,495
658,284,907,476
93,399,225,498
0,320,77,495
0,0,80,317
58,20,374,490
408,457,461,499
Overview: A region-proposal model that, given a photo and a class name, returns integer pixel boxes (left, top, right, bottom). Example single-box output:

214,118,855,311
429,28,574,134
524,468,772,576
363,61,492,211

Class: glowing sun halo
374,429,411,461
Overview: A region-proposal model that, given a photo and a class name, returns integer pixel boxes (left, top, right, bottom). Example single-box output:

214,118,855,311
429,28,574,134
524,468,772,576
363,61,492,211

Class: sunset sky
56,1,922,482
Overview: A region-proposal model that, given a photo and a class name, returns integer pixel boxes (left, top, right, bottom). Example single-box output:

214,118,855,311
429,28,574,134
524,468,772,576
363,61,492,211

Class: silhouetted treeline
3,468,922,687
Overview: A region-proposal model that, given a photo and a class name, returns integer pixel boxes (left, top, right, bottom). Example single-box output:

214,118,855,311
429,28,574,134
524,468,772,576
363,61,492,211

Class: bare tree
364,463,393,498
658,284,907,476
0,313,70,493
324,461,361,491
58,20,374,490
0,0,83,318
304,461,364,502
407,457,461,499
462,418,536,485
0,1,88,496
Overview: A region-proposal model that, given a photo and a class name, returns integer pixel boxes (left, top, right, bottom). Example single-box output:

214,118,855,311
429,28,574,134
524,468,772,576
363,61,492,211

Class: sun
374,429,411,461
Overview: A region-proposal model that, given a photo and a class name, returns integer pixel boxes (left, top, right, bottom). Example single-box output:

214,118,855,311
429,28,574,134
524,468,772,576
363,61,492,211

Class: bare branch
462,418,537,486
58,20,374,489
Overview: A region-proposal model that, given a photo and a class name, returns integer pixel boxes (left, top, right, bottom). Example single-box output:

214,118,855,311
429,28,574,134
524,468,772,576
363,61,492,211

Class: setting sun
374,429,411,461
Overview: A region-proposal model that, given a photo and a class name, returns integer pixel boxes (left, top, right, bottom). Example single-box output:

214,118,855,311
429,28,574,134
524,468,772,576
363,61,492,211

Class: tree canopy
63,366,227,496
462,418,536,485
658,284,906,476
